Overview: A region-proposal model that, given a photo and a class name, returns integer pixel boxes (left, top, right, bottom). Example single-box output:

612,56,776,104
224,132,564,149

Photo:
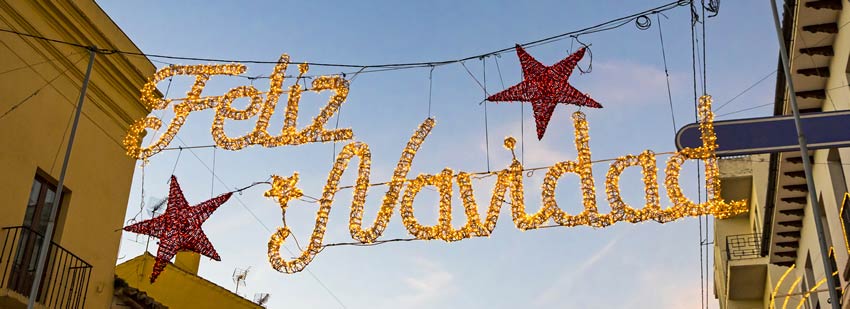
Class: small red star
487,44,601,140
124,176,232,283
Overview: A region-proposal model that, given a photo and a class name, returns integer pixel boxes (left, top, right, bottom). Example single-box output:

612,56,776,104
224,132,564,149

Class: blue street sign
675,110,850,157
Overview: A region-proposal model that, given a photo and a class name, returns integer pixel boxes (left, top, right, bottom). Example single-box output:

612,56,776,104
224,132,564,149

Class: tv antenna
140,196,167,252
232,267,250,294
253,293,270,307
145,196,167,218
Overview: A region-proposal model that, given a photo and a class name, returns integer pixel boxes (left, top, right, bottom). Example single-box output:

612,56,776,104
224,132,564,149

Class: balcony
0,226,91,308
725,233,769,301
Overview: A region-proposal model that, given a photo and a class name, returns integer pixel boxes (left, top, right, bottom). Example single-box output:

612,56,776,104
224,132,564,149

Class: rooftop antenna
143,196,167,253
232,267,250,294
253,293,270,307
146,196,167,218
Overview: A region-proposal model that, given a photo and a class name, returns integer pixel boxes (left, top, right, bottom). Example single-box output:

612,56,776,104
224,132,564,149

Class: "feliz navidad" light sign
123,51,747,274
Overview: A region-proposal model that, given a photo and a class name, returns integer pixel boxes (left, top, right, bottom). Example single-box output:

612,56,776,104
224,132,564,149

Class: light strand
0,1,686,69
124,54,354,160
263,95,748,274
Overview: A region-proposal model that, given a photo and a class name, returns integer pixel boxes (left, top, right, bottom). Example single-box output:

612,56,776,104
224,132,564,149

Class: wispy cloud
384,257,456,309
583,60,678,107
621,266,707,308
533,231,626,306
479,119,577,168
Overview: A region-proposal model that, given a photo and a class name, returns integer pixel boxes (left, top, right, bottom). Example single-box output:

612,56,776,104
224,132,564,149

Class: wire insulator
635,15,652,30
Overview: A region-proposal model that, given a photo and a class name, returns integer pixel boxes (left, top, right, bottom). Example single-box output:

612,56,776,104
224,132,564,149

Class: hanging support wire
656,14,677,136
701,0,708,95
170,147,184,177
428,65,435,118
0,0,687,70
0,53,89,122
211,146,216,198
687,5,706,309
700,4,710,306
574,36,593,74
493,54,523,165
482,57,491,172
331,67,366,163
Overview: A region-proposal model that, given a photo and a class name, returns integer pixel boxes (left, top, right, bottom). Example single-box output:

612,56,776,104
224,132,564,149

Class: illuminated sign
123,54,748,274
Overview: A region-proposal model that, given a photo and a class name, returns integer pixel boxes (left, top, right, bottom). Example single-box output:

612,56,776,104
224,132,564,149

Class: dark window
23,175,61,235
805,253,815,309
828,249,839,304
8,174,66,297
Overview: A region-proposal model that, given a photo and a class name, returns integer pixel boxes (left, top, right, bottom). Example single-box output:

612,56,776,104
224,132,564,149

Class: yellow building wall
0,1,153,307
115,254,262,309
714,2,850,307
783,2,850,307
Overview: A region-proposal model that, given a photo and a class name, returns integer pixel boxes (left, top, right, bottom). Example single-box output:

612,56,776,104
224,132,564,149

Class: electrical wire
714,70,776,112
656,14,677,135
688,4,705,308
785,1,838,112
493,54,523,165
0,50,86,77
0,1,687,70
428,66,435,118
715,102,774,118
701,0,707,95
482,59,491,172
0,53,88,121
50,100,77,174
714,18,850,115
699,3,710,306
171,135,348,308
0,3,706,307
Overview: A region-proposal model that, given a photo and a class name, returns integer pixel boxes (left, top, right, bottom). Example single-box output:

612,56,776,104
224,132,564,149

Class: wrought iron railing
726,233,762,260
0,226,91,308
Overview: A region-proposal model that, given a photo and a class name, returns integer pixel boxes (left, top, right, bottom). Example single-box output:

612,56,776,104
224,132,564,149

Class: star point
123,176,231,283
487,45,601,140
265,173,304,209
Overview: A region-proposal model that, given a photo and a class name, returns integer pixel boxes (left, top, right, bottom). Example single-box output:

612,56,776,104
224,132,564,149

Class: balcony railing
0,226,91,308
726,233,763,260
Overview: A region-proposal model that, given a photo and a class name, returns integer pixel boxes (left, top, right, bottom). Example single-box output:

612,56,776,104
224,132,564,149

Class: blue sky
99,1,779,308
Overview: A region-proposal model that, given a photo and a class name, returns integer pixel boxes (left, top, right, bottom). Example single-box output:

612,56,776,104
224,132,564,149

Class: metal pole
768,2,841,308
27,47,96,309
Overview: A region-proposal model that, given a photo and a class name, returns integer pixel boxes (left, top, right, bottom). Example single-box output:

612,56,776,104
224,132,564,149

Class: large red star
124,176,232,282
487,44,601,140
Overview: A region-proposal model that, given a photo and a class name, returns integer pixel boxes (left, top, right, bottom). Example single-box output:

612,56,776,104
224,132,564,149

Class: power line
112,0,683,68
0,1,687,70
687,3,705,308
656,14,677,135
0,2,696,306
126,54,349,308
714,70,776,112
0,49,141,152
0,50,86,77
702,79,850,119
171,135,349,308
700,4,710,306
701,0,707,95
0,53,88,121
715,18,850,114
0,27,89,50
715,102,774,118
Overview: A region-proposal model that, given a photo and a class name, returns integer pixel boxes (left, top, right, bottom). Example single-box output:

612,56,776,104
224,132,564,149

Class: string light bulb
261,95,746,274
123,56,746,274
124,54,354,160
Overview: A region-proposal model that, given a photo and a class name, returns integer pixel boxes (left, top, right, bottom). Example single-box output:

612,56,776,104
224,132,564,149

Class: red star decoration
124,176,232,283
487,44,601,140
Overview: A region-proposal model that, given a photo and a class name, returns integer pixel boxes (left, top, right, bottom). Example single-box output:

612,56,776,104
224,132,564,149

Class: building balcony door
8,174,64,299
